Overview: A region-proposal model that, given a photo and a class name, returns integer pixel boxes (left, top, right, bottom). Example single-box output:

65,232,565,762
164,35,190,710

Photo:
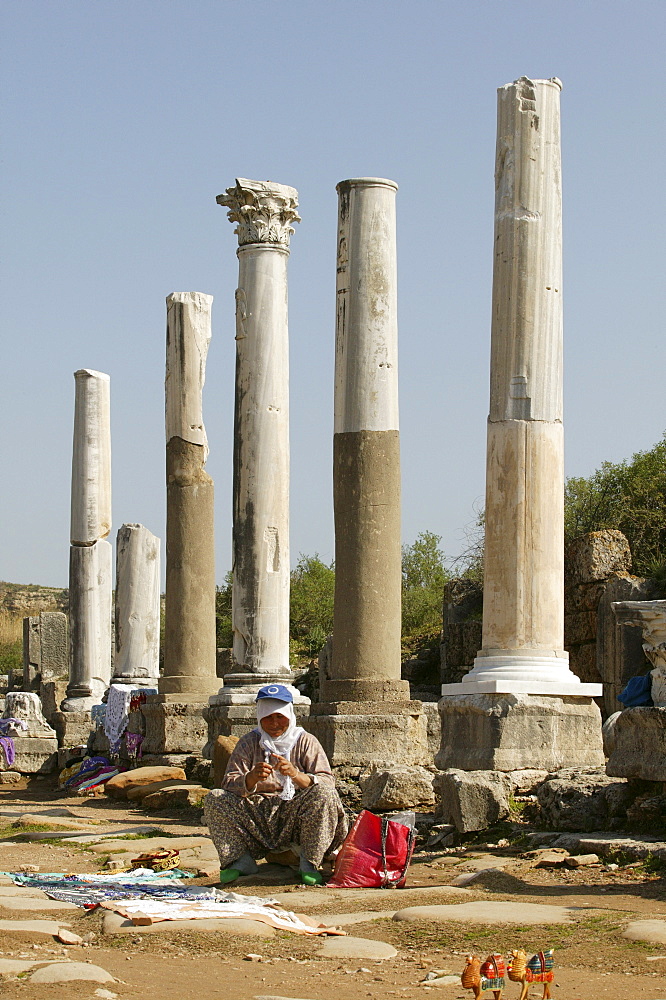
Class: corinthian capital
217,178,300,248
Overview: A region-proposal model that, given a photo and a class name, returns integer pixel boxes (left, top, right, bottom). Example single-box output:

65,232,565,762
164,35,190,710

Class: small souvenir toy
507,948,555,1000
461,953,505,998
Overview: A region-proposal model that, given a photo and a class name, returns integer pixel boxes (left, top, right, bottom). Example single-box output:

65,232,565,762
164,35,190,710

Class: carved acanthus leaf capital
218,178,300,248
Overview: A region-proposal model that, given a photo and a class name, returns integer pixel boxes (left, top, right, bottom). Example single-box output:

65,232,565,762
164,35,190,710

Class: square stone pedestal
436,693,604,771
606,706,666,781
51,711,95,750
141,696,208,755
307,700,429,768
0,736,58,774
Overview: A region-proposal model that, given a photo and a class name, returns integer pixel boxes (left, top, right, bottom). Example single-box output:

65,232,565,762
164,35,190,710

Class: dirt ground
2,777,666,1000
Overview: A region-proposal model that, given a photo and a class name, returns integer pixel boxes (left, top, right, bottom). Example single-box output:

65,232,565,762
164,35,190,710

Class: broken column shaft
142,292,218,754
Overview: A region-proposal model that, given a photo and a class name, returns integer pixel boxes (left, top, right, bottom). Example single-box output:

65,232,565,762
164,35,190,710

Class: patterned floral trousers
204,782,347,869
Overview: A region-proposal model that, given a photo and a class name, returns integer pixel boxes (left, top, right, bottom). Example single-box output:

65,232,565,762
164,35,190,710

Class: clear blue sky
1,0,664,588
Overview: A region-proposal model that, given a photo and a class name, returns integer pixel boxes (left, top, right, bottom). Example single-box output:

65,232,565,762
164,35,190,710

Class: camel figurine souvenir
507,949,555,999
461,953,505,999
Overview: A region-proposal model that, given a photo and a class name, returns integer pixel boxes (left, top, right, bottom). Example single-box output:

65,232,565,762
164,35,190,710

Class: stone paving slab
0,918,70,935
0,807,81,818
270,885,472,910
0,958,69,974
319,910,395,926
624,920,666,944
36,826,170,844
393,900,577,924
101,910,275,936
0,894,79,911
30,961,115,983
318,935,398,960
87,835,213,853
0,885,51,897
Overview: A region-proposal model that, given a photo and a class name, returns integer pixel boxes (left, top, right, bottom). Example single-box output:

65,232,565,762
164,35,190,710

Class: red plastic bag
327,809,416,888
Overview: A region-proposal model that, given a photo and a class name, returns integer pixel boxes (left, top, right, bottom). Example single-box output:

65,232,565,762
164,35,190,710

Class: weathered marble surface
442,78,599,700
160,293,217,701
165,292,212,456
212,178,303,711
114,523,160,684
63,538,112,710
70,369,111,546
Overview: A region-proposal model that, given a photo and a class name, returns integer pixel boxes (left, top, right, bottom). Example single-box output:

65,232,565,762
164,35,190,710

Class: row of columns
59,76,603,773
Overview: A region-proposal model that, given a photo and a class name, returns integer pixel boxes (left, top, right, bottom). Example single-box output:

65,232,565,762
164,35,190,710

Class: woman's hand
245,760,274,792
270,755,313,789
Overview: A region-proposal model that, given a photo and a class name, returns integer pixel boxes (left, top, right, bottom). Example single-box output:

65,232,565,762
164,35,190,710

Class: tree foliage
289,554,335,660
401,531,448,653
564,433,666,575
215,571,233,648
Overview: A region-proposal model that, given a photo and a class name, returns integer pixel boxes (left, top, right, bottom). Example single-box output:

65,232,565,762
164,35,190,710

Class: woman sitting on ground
204,684,347,886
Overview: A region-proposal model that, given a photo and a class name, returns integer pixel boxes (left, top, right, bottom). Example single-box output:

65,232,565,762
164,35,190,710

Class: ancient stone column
206,179,308,741
309,178,428,767
113,523,160,685
438,78,603,772
62,369,112,714
143,293,218,755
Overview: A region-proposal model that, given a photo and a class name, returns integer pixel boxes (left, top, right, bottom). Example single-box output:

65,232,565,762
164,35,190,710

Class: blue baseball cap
255,684,293,703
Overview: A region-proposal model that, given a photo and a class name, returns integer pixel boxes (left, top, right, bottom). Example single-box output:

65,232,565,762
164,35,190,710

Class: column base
436,693,604,771
141,695,208,754
606,707,666,781
441,651,602,697
211,674,308,706
306,700,429,768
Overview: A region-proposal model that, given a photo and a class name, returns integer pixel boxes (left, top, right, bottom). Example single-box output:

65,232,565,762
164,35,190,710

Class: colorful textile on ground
3,868,192,887
2,868,207,909
58,755,123,792
0,736,15,766
3,871,341,936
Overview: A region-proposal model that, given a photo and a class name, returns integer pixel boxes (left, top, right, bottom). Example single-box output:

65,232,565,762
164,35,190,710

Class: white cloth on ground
103,889,343,935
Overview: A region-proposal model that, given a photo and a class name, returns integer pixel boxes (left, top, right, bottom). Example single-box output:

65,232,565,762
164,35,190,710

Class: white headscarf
255,698,304,801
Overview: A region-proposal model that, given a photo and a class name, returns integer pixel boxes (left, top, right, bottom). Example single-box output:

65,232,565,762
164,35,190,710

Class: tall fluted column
62,369,112,712
438,78,603,772
308,178,427,767
142,293,218,755
113,523,160,685
207,179,308,739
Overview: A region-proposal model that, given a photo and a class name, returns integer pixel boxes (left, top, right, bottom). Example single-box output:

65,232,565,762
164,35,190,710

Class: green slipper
218,867,242,884
299,870,324,886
